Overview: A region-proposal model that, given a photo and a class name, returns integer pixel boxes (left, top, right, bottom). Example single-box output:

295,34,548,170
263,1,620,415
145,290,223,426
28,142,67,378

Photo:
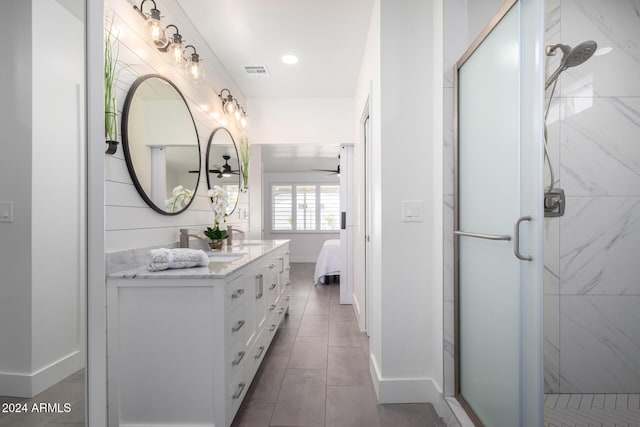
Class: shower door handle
453,230,511,241
513,216,533,261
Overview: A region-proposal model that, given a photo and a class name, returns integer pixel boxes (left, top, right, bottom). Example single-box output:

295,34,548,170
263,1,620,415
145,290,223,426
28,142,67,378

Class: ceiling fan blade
310,169,338,173
209,169,223,174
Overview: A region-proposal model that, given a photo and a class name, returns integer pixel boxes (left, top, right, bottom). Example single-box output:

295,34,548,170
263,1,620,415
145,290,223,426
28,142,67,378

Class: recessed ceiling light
282,54,299,65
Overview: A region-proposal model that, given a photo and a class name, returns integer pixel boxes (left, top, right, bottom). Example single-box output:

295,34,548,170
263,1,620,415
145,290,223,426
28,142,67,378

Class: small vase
209,239,224,250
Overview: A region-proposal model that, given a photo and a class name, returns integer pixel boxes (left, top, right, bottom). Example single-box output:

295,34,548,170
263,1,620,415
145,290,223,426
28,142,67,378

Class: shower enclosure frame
452,0,545,425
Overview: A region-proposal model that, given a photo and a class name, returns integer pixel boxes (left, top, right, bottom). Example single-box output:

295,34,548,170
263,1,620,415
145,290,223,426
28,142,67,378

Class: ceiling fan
311,155,340,176
209,155,239,179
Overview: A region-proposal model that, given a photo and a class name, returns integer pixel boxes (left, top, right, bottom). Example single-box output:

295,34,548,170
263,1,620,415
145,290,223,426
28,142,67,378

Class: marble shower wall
544,0,640,394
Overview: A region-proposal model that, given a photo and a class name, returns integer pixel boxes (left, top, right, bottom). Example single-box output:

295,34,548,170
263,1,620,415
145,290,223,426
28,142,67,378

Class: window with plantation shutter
272,185,292,230
296,185,316,231
271,183,340,232
320,185,340,231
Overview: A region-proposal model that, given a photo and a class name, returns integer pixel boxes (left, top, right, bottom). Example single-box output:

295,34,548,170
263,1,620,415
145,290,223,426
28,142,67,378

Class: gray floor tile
268,328,297,357
298,315,329,337
246,356,289,403
280,314,302,329
328,320,362,348
329,303,356,322
327,346,371,386
304,298,330,315
377,402,443,427
326,385,381,427
271,369,326,427
288,337,328,369
231,401,275,427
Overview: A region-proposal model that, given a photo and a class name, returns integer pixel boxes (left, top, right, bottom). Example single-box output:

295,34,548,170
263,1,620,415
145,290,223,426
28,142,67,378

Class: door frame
453,0,544,425
358,91,372,334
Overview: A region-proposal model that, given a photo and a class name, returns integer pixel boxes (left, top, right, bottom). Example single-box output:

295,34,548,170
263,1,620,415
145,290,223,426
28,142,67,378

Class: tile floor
231,263,446,427
544,393,640,427
0,369,85,427
0,263,445,427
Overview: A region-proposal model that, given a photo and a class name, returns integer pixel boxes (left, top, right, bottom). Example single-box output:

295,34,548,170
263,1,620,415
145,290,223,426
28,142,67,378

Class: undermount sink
207,252,247,263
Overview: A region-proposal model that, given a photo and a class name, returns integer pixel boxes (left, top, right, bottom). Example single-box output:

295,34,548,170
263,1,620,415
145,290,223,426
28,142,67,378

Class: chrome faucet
179,228,207,248
226,225,245,245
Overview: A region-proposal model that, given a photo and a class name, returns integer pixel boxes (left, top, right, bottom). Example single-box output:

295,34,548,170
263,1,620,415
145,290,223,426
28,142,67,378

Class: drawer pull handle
277,308,285,314
285,251,291,255
269,324,277,332
269,304,276,311
284,266,291,271
254,346,265,359
232,351,245,366
285,281,291,286
232,382,246,399
231,289,245,299
269,283,277,290
232,320,245,332
277,257,283,261
268,263,276,269
285,295,291,300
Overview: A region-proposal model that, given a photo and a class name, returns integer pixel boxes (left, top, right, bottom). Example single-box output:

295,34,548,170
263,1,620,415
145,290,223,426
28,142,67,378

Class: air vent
243,65,270,78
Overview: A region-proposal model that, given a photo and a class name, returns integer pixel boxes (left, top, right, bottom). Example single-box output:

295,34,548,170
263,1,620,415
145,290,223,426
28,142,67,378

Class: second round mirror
206,127,240,215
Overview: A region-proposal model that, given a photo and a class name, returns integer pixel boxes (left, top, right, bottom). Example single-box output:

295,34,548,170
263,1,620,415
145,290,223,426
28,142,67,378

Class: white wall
31,0,85,385
0,0,85,398
0,1,33,391
248,98,354,145
105,0,249,252
355,0,440,405
262,172,340,263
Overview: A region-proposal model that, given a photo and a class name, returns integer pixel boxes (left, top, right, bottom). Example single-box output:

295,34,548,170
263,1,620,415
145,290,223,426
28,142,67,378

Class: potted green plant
239,135,249,191
204,186,229,249
105,18,119,154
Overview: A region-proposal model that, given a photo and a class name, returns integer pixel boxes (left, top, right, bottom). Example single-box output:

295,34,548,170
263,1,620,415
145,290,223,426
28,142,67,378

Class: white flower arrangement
204,186,229,241
165,185,193,213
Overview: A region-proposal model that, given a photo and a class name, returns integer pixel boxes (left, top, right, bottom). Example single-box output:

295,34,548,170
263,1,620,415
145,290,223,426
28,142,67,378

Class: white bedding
314,239,341,284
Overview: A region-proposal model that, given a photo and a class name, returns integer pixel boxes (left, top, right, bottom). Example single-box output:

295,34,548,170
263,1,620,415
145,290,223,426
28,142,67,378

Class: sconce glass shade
145,9,167,48
240,116,247,129
184,54,205,84
165,27,185,64
224,99,236,115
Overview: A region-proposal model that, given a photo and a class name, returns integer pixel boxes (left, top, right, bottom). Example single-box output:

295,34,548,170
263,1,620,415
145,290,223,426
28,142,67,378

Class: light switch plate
0,201,13,223
402,200,424,222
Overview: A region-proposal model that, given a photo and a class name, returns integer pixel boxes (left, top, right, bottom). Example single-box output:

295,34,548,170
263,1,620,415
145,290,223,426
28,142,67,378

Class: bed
314,239,341,284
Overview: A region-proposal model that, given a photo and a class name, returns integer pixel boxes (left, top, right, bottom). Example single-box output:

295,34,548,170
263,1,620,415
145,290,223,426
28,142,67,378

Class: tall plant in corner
104,16,119,154
239,135,250,190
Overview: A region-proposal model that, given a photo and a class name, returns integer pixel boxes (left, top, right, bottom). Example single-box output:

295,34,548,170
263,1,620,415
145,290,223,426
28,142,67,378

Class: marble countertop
107,240,289,280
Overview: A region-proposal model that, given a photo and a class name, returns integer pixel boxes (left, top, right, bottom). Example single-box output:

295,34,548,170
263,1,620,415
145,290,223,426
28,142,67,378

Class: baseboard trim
369,354,440,404
0,351,83,398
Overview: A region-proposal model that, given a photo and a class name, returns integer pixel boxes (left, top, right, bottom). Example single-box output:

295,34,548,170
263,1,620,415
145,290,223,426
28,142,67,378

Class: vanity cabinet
106,241,290,427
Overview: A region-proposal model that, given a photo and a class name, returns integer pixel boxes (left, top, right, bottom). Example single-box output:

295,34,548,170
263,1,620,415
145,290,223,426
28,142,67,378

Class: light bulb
240,116,247,129
225,101,235,115
234,109,241,120
145,17,166,48
168,42,183,63
184,51,205,84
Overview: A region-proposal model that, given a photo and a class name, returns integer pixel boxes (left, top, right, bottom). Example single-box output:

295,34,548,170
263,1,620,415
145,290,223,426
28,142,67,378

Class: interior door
454,1,544,426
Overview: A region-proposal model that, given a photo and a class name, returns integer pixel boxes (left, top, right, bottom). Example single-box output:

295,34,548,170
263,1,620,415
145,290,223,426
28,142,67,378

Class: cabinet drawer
225,275,246,314
227,337,247,385
226,362,247,425
226,304,248,347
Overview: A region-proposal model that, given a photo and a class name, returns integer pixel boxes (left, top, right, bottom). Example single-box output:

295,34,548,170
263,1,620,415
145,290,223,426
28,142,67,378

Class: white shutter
320,185,340,231
272,185,292,230
296,185,316,231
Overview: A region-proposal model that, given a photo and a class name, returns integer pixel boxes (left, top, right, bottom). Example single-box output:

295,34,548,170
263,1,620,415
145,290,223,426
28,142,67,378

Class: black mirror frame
121,74,201,216
205,127,241,215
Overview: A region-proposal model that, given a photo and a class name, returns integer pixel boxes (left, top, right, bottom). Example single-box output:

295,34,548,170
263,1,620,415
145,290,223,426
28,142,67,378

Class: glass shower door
454,0,544,426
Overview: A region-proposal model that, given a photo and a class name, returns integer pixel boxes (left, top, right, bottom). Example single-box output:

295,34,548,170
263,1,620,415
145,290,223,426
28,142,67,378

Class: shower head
545,40,597,89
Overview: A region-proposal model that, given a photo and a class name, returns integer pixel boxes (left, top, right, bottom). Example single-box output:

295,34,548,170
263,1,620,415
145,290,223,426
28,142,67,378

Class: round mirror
122,74,201,215
206,128,240,215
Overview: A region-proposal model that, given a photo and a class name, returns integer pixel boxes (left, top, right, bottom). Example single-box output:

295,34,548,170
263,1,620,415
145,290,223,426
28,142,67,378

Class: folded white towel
147,248,209,272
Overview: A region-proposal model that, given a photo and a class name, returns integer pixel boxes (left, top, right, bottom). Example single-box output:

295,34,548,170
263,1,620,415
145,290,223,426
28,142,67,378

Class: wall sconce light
219,89,236,115
183,45,205,84
133,0,167,48
163,24,185,64
239,107,248,129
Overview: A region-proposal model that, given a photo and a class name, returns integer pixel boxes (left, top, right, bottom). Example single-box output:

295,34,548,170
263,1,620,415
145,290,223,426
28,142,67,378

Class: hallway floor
231,263,445,427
